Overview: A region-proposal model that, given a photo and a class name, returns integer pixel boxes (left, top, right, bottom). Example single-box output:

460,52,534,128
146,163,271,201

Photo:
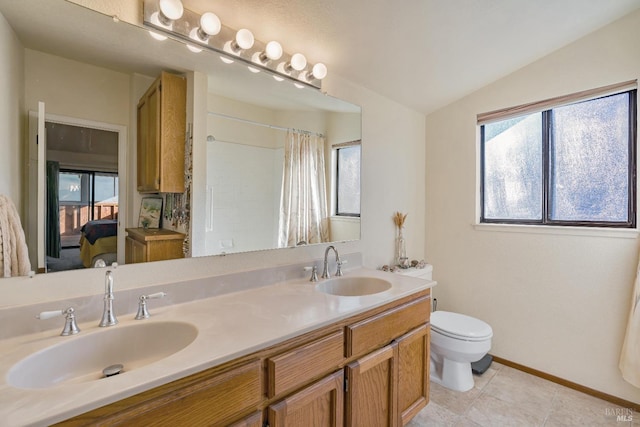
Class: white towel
620,255,640,388
0,195,31,278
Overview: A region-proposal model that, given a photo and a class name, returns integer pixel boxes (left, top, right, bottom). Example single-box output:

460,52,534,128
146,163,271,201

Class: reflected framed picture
138,197,163,229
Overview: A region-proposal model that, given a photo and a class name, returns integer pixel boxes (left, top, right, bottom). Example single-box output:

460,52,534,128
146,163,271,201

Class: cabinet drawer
267,330,345,398
346,296,430,358
78,360,263,426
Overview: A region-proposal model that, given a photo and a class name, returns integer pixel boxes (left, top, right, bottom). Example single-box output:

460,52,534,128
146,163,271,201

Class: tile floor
408,362,639,426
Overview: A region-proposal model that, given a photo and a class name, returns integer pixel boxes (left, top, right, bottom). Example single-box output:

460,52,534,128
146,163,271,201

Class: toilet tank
397,264,433,280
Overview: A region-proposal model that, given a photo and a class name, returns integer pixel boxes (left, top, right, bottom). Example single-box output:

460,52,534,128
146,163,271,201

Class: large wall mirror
0,0,361,276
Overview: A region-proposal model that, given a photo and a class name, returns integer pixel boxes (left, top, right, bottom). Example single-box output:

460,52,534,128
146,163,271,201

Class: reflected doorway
45,123,119,273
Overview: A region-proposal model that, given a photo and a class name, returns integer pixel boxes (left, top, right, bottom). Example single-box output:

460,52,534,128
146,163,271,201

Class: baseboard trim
490,355,640,412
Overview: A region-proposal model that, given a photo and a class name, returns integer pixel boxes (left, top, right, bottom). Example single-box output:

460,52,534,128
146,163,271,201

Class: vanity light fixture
142,0,327,89
263,41,283,62
149,0,184,40
232,29,255,51
150,0,183,29
252,40,283,66
307,63,328,80
287,53,307,72
189,12,221,43
158,0,184,24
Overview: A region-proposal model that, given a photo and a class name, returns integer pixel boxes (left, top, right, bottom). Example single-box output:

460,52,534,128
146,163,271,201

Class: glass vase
396,228,407,267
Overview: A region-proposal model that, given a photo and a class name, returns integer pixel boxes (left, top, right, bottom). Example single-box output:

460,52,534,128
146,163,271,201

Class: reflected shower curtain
620,254,640,388
278,131,329,247
46,161,60,258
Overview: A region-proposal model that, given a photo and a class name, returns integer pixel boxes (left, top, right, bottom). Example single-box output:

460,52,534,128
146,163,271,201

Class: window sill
331,216,360,222
473,223,639,239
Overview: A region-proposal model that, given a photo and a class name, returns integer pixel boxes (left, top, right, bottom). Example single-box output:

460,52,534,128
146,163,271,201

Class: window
480,87,636,228
335,143,361,216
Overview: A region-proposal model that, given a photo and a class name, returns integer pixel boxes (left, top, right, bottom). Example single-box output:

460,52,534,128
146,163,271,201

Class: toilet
398,265,493,392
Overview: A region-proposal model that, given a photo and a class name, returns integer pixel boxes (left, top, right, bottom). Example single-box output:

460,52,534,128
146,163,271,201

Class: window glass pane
94,173,118,203
550,93,629,222
483,113,543,220
58,172,82,202
94,173,119,220
337,146,361,215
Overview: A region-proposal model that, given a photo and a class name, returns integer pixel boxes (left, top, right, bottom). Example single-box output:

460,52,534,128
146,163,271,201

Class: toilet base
430,356,475,392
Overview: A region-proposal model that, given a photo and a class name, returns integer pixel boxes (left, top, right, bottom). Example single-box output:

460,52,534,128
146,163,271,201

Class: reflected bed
79,220,117,267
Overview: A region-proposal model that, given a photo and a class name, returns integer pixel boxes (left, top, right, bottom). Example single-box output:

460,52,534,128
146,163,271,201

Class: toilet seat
431,311,493,341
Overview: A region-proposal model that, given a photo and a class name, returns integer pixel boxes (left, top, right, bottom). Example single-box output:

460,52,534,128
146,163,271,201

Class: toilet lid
431,311,493,341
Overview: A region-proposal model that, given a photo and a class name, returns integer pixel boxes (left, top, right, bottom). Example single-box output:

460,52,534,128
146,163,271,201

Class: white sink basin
316,277,392,296
7,321,198,389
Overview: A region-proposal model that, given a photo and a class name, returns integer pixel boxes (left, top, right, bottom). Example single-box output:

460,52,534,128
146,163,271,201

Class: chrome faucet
322,245,343,279
99,270,118,327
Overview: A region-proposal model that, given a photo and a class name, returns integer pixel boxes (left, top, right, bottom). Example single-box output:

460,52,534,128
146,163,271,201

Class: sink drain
102,364,124,378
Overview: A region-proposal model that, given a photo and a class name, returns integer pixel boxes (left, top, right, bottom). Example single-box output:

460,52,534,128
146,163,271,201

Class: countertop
0,267,435,426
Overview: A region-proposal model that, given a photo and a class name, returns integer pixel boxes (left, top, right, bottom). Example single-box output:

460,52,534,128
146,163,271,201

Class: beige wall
24,50,130,126
0,13,23,213
425,10,640,403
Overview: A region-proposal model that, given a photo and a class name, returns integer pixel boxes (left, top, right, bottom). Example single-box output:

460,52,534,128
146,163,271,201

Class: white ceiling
185,0,640,114
3,0,640,114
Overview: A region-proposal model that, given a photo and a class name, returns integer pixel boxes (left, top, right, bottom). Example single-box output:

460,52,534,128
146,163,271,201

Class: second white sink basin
7,321,198,389
316,277,392,297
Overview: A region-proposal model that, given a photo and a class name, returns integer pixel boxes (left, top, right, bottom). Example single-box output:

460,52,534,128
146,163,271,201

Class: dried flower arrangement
393,211,407,229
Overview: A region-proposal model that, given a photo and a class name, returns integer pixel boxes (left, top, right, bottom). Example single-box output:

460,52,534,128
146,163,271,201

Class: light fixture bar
142,0,325,89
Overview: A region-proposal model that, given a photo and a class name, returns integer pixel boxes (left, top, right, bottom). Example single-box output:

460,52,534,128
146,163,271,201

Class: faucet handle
37,309,65,320
135,292,167,320
37,307,80,336
304,266,319,282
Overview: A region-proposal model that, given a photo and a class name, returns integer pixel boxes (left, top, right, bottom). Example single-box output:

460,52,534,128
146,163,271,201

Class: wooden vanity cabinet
136,71,186,193
125,227,185,264
60,289,431,427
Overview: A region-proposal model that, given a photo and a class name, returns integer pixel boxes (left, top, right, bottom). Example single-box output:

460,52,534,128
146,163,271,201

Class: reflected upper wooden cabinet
136,71,186,193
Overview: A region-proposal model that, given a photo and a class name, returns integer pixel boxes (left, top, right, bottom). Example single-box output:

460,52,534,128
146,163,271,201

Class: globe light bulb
158,0,184,22
290,53,307,71
265,41,283,61
235,29,254,50
311,63,327,79
200,12,221,36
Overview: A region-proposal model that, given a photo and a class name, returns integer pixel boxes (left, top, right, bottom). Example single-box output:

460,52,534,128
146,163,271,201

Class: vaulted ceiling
186,0,640,113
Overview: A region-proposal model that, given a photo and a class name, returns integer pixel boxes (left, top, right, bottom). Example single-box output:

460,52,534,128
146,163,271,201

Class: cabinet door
125,236,146,264
268,370,344,427
146,239,185,262
157,71,186,193
397,325,429,426
345,343,398,427
136,80,160,192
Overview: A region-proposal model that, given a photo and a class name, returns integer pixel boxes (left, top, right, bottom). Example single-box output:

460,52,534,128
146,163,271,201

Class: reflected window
481,90,636,227
335,144,361,216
